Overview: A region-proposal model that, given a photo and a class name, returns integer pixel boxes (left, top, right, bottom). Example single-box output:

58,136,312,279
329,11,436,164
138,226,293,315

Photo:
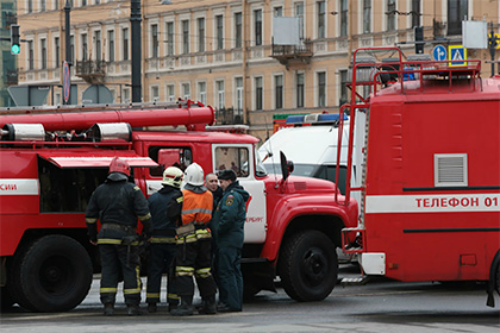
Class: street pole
64,0,71,104
131,0,142,103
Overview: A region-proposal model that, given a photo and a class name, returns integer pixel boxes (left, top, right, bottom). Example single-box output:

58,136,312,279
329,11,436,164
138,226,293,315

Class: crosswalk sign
448,45,467,66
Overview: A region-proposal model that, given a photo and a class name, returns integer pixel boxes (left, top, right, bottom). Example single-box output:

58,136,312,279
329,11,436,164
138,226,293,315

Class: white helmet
184,163,204,186
162,166,184,188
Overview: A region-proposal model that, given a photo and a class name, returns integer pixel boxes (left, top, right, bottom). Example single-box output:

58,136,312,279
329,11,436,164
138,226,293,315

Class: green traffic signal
11,44,20,55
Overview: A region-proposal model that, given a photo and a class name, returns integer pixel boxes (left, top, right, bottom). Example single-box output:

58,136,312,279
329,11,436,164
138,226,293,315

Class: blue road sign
448,45,467,66
432,45,447,61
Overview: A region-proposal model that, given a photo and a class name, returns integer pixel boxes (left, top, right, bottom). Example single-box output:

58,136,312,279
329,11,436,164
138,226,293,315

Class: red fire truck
340,47,500,306
0,101,357,312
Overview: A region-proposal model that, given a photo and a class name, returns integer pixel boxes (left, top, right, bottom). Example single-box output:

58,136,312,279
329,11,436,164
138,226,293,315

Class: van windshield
263,163,348,194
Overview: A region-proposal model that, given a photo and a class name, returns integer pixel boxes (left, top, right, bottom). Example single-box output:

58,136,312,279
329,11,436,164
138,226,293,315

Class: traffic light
414,26,424,54
10,25,20,55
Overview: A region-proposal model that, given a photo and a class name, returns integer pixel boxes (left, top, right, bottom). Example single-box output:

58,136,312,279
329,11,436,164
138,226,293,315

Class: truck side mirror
280,151,293,181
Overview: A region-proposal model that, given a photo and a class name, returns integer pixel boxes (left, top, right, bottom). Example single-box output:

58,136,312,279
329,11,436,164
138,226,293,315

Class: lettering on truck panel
365,194,500,213
0,179,39,195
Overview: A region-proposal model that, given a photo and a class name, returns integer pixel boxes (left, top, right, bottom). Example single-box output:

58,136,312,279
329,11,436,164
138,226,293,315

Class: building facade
1,0,17,107
15,0,500,141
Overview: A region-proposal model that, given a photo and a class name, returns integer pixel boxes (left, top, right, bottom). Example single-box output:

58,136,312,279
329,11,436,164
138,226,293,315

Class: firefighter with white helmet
85,157,152,316
171,163,218,316
145,166,184,313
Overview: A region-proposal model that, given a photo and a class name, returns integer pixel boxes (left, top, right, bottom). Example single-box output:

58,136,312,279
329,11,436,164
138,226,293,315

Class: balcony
76,60,107,84
270,39,313,68
214,107,244,125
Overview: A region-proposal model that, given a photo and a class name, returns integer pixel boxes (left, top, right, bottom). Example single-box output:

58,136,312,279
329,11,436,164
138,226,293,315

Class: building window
448,0,468,35
198,82,206,105
182,20,189,54
236,77,243,114
151,24,158,58
340,0,348,36
182,83,190,100
216,80,225,110
339,69,348,105
82,33,88,61
55,0,58,10
151,86,159,102
167,85,175,102
41,0,46,12
235,12,242,48
55,37,60,68
122,28,129,60
82,0,87,6
197,18,205,52
317,1,325,39
28,40,34,70
275,75,283,109
274,6,282,17
363,0,371,33
317,72,326,107
411,0,420,28
41,38,47,69
94,30,101,61
255,76,263,110
28,0,32,13
216,15,224,50
254,9,262,46
296,73,304,108
167,22,174,56
387,0,396,31
123,88,131,104
108,30,114,62
295,3,305,40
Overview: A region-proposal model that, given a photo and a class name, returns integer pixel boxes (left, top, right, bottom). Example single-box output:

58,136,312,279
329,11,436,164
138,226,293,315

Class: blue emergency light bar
286,115,306,124
317,114,348,122
285,113,348,124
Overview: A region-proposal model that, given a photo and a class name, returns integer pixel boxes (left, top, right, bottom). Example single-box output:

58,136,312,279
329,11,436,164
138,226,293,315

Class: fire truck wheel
495,261,500,295
11,235,93,312
279,230,338,302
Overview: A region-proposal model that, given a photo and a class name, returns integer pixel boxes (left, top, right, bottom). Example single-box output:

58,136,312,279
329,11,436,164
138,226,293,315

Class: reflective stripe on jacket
181,189,213,225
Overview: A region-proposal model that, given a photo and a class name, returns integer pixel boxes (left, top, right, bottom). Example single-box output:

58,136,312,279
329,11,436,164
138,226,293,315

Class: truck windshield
263,163,347,194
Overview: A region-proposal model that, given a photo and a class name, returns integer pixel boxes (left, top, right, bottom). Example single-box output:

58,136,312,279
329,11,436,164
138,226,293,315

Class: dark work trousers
174,228,217,298
217,246,243,310
146,240,179,305
99,244,142,306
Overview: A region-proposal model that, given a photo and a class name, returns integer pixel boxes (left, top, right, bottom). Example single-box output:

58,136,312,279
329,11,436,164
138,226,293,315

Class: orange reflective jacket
181,189,213,225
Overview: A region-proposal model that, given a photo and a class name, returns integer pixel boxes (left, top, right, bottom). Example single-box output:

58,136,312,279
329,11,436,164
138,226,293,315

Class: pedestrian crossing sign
448,45,467,67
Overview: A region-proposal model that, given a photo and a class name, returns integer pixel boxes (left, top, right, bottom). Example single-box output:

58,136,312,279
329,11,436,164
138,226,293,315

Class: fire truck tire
12,235,93,312
495,261,500,295
279,230,338,302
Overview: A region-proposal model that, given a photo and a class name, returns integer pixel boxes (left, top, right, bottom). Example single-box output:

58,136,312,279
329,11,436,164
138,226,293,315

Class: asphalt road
1,265,499,333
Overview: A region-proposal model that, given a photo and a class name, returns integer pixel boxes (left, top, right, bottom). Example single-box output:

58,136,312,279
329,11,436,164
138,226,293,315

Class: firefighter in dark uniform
86,157,152,316
214,169,249,312
170,163,218,316
146,166,184,313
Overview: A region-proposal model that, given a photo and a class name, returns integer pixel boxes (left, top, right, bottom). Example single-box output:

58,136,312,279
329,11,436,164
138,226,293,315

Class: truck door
212,144,267,244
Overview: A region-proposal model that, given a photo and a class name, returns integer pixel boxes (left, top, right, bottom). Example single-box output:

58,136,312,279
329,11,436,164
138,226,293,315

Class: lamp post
130,0,141,103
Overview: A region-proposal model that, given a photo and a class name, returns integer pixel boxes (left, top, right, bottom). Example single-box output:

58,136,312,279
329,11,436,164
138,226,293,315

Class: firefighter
145,166,184,313
171,163,217,316
214,169,249,313
85,157,152,316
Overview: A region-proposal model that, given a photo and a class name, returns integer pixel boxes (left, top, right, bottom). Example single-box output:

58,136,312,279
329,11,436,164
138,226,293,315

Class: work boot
170,295,194,316
127,305,141,316
148,302,157,313
198,295,217,315
168,302,178,313
103,303,114,316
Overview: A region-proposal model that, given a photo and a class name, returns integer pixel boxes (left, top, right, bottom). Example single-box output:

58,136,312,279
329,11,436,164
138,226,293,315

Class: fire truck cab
0,101,358,312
